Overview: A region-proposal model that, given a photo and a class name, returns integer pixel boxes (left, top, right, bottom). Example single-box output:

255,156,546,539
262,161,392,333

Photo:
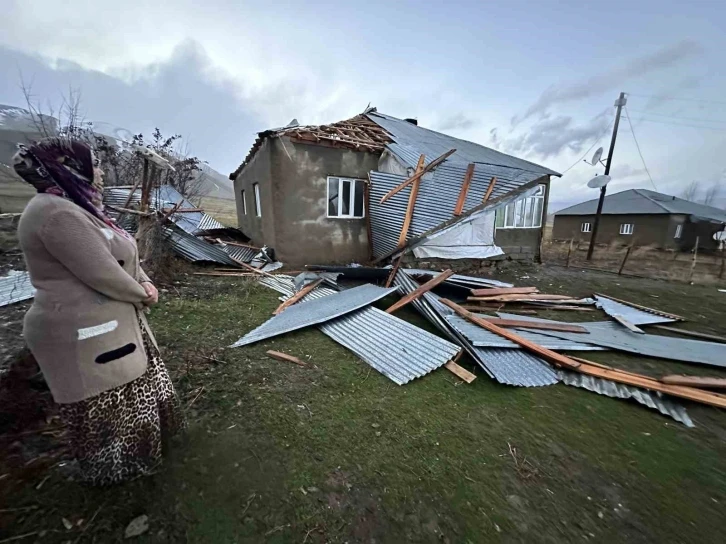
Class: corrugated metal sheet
257,276,461,384
392,270,559,387
498,312,726,368
222,244,258,263
198,213,226,231
369,168,544,258
367,112,559,176
445,314,605,351
403,268,513,289
594,295,676,325
473,347,558,387
559,371,694,427
230,284,398,348
0,271,35,307
162,226,239,266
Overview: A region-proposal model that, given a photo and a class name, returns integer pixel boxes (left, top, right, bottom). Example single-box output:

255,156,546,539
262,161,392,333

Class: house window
253,183,261,217
581,222,592,233
327,177,365,218
495,185,545,229
674,224,683,239
240,190,247,215
620,223,634,235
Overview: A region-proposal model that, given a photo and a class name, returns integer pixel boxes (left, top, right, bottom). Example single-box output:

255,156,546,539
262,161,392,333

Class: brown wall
552,213,677,248
234,137,380,265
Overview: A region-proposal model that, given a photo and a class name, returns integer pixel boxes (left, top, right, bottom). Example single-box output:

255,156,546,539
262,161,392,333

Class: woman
14,138,184,485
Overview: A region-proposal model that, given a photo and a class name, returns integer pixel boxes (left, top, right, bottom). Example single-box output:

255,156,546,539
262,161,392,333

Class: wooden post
453,163,475,216
385,255,402,288
397,154,427,247
566,239,574,268
689,236,699,283
618,244,633,275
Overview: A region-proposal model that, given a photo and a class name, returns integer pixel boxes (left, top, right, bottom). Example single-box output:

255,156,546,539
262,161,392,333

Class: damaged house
229,109,560,265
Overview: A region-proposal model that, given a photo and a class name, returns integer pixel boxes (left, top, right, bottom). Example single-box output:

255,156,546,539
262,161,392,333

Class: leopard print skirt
59,319,185,486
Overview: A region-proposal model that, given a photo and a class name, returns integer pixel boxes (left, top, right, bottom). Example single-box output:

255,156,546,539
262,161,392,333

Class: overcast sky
1,0,725,210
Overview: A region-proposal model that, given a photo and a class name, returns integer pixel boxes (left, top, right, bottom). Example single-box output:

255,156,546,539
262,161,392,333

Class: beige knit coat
18,193,158,404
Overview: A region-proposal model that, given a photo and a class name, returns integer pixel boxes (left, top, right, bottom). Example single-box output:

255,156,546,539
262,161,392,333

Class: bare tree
703,184,721,206
681,181,700,202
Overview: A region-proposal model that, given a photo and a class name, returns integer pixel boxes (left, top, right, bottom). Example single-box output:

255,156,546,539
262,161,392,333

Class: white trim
253,183,261,217
241,189,247,215
619,223,634,235
326,176,365,219
78,320,118,340
581,222,591,233
674,224,683,239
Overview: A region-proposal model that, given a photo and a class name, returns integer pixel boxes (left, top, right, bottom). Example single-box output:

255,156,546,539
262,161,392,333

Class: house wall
494,228,542,261
270,137,381,265
678,216,724,252
552,214,676,248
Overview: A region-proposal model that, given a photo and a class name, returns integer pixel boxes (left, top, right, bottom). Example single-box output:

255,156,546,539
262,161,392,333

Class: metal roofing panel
198,213,226,231
367,112,559,176
162,226,239,266
445,314,605,351
558,371,694,427
404,268,514,289
222,244,258,263
472,347,558,387
594,295,676,325
255,276,459,384
0,271,35,307
230,284,398,347
498,312,726,368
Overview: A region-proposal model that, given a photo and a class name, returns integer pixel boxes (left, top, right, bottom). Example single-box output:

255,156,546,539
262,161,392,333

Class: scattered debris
649,325,726,344
266,350,308,367
444,360,477,384
593,293,682,322
0,270,35,307
660,375,726,389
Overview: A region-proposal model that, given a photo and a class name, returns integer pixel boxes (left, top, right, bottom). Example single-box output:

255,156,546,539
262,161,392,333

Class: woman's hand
140,281,159,306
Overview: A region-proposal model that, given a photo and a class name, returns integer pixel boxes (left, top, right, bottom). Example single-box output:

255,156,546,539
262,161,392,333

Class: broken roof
229,110,559,180
555,188,726,223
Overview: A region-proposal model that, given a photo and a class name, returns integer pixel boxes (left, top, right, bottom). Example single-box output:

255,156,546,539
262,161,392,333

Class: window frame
252,183,262,217
581,222,591,233
674,224,683,239
494,185,546,230
619,223,634,235
240,189,247,215
326,176,366,219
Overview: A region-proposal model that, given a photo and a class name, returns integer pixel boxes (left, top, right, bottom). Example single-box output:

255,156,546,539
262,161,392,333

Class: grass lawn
2,264,726,542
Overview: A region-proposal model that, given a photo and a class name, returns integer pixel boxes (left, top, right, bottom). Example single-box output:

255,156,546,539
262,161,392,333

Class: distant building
228,110,560,266
552,188,726,251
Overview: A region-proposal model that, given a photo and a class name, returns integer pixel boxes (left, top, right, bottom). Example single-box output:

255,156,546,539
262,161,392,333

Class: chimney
404,118,418,126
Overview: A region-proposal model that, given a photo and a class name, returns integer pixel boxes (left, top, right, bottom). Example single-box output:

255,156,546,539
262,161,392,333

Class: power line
559,113,614,175
627,109,726,126
628,93,726,106
623,105,657,191
622,115,726,132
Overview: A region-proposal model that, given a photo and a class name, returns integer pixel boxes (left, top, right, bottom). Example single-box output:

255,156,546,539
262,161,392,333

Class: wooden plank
228,255,276,278
193,272,258,277
611,314,644,333
467,294,578,302
379,148,457,203
482,177,497,203
660,375,726,389
482,317,588,334
649,325,726,344
453,163,475,216
397,154,427,247
444,361,476,383
593,293,683,321
266,350,307,367
384,255,403,288
386,269,454,314
273,279,323,315
440,299,726,410
470,287,539,296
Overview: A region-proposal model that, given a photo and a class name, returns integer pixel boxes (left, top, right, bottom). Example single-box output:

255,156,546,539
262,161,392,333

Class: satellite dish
587,174,611,189
714,230,726,242
591,147,604,166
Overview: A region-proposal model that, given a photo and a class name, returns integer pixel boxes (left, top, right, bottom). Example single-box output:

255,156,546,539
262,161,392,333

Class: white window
581,222,591,233
494,185,545,229
620,223,634,235
674,224,683,239
253,183,261,217
327,177,365,218
240,190,247,215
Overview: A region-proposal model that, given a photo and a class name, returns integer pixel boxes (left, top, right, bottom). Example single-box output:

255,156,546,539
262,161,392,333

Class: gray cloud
608,164,647,179
512,40,702,126
433,113,477,132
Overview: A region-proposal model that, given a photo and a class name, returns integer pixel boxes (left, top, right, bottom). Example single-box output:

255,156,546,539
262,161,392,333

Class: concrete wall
494,227,542,261
552,214,676,248
233,138,276,248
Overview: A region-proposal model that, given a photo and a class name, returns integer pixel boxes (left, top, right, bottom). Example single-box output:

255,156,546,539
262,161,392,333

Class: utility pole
587,92,627,260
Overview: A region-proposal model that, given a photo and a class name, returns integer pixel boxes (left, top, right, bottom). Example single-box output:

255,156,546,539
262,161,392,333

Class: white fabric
78,320,119,340
412,210,504,259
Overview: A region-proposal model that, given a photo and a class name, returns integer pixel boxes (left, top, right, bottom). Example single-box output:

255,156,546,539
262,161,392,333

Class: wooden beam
467,294,578,302
440,299,726,410
266,350,308,367
660,375,726,389
384,255,402,288
453,163,475,216
379,148,457,203
649,325,726,344
444,361,477,383
470,287,539,296
397,154,427,247
482,176,497,203
228,256,275,278
386,269,454,314
611,314,644,333
481,317,588,334
273,279,323,315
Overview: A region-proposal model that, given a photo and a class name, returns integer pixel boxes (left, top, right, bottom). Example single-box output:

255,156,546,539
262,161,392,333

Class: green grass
3,268,726,542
